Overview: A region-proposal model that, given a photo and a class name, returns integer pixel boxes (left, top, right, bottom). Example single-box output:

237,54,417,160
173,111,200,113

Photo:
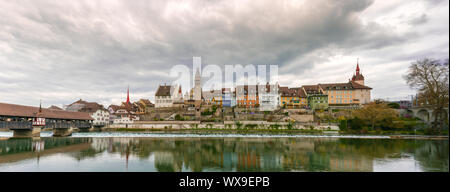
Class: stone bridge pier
12,126,42,138
53,127,74,137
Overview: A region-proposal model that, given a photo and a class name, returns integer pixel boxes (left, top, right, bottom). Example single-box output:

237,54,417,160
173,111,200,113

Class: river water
0,131,448,172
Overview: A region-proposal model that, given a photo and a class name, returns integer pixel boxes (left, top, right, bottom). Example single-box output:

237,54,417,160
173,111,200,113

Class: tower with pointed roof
351,59,365,85
194,68,202,101
126,85,130,104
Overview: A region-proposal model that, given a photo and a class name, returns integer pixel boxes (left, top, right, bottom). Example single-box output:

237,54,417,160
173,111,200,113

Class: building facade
303,85,328,110
236,85,259,108
65,99,110,126
259,83,280,111
155,84,182,108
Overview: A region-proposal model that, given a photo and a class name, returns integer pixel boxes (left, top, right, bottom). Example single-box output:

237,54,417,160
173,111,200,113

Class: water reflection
0,136,448,172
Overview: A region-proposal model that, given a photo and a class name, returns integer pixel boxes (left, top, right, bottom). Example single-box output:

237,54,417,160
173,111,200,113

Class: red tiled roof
350,81,372,89
108,105,120,111
48,105,63,110
0,102,93,120
291,87,307,98
302,85,322,94
319,83,353,90
155,85,173,96
67,99,107,113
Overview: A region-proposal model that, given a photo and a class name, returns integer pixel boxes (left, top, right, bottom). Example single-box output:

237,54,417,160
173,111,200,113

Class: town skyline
0,0,448,107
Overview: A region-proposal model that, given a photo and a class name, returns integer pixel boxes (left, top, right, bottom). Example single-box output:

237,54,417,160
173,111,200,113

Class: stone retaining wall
107,121,339,130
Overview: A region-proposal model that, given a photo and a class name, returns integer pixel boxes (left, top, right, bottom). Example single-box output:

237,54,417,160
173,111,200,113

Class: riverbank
101,127,449,139
1,128,448,140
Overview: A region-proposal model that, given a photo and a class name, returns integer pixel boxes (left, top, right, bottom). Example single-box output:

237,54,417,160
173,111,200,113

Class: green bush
339,120,348,131
270,124,280,130
287,122,293,130
235,121,243,129
245,124,258,129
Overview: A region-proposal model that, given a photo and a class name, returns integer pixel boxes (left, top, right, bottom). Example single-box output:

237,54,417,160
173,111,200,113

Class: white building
112,108,139,124
65,99,110,127
259,83,280,111
155,84,182,108
91,109,110,126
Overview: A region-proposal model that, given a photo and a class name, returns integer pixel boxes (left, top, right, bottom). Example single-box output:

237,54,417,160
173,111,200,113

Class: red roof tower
126,85,130,104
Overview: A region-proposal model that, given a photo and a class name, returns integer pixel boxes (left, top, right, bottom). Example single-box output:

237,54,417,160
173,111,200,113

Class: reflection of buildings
329,157,373,172
154,152,182,172
91,138,110,151
0,138,91,164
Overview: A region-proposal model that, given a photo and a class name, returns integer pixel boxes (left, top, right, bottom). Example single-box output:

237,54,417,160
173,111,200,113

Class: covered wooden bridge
0,102,94,137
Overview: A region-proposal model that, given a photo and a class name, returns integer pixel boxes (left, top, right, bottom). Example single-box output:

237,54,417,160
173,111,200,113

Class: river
0,131,448,172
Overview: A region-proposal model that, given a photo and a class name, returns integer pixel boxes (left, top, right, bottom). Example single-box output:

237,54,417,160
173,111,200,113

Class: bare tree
404,58,449,133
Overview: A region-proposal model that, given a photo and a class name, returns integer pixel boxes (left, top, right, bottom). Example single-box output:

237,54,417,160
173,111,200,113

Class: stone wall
107,120,339,130
289,114,314,122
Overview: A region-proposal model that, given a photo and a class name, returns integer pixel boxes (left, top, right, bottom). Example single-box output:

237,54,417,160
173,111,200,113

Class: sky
0,0,448,108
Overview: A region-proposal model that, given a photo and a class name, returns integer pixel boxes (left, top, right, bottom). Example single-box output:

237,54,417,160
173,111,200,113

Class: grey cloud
408,14,428,25
0,0,448,106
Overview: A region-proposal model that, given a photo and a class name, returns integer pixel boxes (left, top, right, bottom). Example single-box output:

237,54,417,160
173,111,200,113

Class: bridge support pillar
93,126,104,132
78,126,94,132
53,127,73,137
12,127,41,138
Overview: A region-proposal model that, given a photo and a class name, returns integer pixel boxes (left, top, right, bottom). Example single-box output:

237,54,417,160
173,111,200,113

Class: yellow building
318,62,372,108
279,87,307,109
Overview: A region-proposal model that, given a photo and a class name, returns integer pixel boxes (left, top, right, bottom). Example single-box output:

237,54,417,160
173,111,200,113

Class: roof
48,105,63,110
350,81,372,89
139,99,154,106
279,87,295,97
319,81,372,90
302,85,322,94
67,99,107,113
0,102,94,120
236,85,259,95
291,87,307,98
319,83,353,90
155,85,172,96
108,105,120,111
352,73,365,81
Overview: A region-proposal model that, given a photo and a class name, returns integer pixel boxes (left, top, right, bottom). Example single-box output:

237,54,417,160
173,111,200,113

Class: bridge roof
0,102,94,120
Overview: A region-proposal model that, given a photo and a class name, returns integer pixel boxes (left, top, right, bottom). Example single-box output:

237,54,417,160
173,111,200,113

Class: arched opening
417,109,430,122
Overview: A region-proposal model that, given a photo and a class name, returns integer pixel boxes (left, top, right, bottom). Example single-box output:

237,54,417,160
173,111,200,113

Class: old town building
155,84,182,108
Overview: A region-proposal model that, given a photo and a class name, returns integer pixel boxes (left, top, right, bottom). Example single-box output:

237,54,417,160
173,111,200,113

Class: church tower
194,68,202,101
351,59,365,85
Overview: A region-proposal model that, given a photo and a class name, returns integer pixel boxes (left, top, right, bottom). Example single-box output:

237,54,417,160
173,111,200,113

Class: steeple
351,58,365,85
39,99,42,113
356,58,360,75
126,85,130,104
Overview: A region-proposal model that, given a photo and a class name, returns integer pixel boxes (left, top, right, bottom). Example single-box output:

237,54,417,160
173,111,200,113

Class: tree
353,102,398,130
404,58,449,133
387,102,400,109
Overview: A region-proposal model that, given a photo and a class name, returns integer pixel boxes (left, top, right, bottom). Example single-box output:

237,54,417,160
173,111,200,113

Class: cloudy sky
0,0,448,108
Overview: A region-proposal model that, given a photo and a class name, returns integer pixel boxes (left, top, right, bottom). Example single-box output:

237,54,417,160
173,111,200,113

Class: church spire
356,58,360,75
126,85,130,104
39,99,42,113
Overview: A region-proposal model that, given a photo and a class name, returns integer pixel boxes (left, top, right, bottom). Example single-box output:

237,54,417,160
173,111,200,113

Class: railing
0,121,33,129
1,120,92,129
74,121,92,128
44,121,92,129
44,122,72,129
